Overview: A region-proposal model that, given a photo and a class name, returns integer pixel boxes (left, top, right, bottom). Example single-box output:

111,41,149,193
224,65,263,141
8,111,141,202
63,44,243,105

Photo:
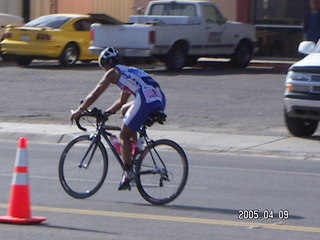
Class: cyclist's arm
71,68,119,121
106,91,131,114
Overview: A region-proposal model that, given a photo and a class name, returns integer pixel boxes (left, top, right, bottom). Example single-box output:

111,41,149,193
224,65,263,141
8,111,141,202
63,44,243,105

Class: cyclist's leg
120,96,143,168
120,124,136,169
121,91,166,167
121,100,134,117
118,97,141,190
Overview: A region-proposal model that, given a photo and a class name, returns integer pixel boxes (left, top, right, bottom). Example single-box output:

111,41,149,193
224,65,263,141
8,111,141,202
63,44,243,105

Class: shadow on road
0,60,100,71
132,202,304,220
38,223,119,235
149,60,291,77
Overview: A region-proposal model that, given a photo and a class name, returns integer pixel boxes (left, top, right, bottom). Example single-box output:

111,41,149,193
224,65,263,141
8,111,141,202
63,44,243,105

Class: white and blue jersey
115,65,166,131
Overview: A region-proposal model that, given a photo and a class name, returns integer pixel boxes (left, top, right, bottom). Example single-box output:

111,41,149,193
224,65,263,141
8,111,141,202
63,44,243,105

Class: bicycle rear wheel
59,134,108,199
135,139,188,205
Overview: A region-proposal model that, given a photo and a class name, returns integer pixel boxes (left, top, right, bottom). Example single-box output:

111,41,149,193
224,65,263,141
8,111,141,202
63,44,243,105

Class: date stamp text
238,209,289,220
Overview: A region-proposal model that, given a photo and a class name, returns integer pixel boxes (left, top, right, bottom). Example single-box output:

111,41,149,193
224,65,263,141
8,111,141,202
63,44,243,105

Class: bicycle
58,107,189,205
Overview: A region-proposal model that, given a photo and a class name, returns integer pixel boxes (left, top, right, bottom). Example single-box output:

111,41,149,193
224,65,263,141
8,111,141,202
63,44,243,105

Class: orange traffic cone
0,137,46,224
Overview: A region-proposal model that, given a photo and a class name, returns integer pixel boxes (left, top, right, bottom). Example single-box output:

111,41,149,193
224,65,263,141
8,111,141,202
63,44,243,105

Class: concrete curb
1,122,319,160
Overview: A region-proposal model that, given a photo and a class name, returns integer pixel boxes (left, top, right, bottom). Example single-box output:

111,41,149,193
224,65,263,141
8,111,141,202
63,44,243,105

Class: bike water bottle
110,135,122,155
131,140,137,156
131,137,144,157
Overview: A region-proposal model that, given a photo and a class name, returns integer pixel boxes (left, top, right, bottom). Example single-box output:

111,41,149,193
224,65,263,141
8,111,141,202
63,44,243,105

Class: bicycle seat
145,111,167,127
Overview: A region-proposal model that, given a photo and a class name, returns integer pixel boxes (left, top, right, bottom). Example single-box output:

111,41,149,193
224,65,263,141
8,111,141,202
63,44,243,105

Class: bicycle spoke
59,135,108,199
136,139,188,205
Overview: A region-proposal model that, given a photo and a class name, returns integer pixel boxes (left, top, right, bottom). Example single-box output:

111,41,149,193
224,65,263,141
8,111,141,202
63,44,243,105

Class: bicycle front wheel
58,134,108,199
135,139,188,205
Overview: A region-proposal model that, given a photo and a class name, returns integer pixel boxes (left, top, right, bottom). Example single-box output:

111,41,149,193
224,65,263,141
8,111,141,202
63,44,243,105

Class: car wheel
165,44,187,71
231,41,253,68
16,57,32,67
284,110,318,137
59,43,79,66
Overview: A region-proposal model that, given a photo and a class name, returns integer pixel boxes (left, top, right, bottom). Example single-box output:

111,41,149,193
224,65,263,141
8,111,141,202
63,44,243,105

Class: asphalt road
3,59,320,240
1,141,320,240
0,59,294,136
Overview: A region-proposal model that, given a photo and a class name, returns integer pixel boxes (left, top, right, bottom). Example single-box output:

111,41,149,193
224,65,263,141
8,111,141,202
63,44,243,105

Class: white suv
284,41,320,136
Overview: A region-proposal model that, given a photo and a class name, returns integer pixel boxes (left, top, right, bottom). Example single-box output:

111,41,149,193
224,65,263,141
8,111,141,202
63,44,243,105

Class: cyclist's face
102,63,112,71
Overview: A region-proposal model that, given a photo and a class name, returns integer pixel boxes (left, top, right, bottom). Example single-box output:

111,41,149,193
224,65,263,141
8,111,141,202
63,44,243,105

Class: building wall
134,0,151,14
93,0,134,22
131,0,240,21
26,0,241,22
0,0,23,16
236,0,251,23
213,0,237,21
57,0,94,14
30,0,56,20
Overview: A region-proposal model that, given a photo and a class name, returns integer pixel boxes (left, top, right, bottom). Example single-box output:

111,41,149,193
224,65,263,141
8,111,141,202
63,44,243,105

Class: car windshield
25,15,72,28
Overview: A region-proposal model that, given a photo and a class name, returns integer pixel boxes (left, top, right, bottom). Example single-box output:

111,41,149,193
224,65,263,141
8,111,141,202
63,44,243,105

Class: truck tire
59,43,79,66
284,111,318,137
186,57,198,67
231,41,252,68
165,45,187,71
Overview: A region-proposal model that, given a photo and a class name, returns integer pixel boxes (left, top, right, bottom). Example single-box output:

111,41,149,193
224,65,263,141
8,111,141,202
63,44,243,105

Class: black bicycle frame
82,117,167,174
100,126,126,170
78,135,99,169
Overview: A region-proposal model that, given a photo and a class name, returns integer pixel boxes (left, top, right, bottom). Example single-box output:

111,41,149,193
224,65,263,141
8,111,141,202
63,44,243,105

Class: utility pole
22,0,30,22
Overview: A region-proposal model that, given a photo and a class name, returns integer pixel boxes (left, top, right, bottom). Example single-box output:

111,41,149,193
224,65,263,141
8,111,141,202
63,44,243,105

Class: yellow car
0,14,120,66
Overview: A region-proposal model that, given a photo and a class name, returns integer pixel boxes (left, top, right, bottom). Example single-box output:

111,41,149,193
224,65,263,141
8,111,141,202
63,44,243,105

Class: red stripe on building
237,0,251,23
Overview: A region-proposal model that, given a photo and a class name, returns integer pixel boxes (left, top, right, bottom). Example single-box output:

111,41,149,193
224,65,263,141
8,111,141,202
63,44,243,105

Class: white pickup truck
89,0,257,70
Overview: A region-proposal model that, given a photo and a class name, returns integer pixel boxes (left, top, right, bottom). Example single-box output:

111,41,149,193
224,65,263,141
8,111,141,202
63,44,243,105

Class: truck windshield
149,3,196,17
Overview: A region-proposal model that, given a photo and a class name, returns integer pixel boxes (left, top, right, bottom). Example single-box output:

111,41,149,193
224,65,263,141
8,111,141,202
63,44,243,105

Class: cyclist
70,47,166,190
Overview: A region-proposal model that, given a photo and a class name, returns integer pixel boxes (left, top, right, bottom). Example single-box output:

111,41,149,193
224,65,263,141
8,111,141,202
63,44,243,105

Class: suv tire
284,110,318,137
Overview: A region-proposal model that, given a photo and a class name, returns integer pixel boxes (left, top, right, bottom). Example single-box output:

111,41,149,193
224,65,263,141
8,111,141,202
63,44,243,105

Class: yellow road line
0,203,319,233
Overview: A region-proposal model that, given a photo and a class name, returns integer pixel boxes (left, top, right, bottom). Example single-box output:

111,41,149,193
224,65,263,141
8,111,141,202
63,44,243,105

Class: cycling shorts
123,88,166,131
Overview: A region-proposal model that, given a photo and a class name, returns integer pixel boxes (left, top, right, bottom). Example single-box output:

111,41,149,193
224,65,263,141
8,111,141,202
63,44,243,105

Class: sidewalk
0,122,319,160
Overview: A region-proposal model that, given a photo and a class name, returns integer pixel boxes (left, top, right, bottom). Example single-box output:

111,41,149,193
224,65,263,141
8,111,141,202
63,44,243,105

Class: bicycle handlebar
73,105,166,132
74,107,113,132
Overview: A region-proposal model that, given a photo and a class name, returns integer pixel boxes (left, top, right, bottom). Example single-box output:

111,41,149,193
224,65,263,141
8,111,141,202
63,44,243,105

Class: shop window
253,0,308,25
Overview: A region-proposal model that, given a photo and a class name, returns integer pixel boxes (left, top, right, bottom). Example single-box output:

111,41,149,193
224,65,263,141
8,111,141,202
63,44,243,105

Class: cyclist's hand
105,110,115,116
70,108,82,123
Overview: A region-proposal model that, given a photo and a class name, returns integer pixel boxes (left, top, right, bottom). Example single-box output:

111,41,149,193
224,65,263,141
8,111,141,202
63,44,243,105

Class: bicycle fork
78,134,100,169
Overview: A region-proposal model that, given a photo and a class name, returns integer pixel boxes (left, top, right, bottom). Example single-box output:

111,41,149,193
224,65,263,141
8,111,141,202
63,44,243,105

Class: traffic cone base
0,215,46,224
0,137,46,224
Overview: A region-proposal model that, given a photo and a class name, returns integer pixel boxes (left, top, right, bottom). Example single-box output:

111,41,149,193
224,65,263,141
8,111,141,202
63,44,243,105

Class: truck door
201,4,229,55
